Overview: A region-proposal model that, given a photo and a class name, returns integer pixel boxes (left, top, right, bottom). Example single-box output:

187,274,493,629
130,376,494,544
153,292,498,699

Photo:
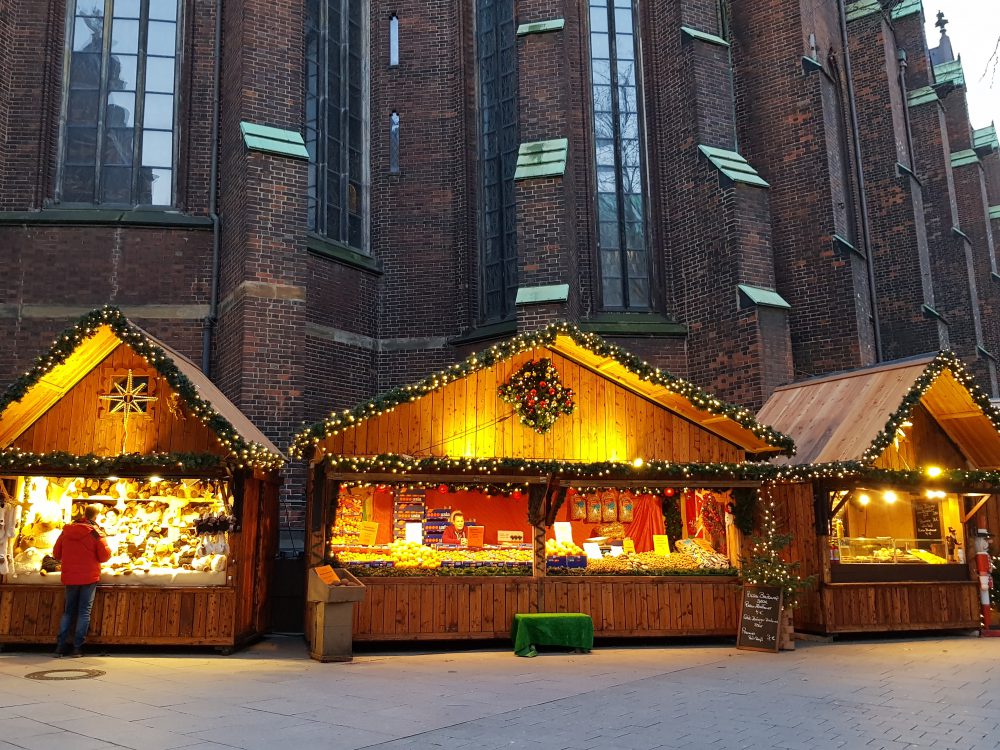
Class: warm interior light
901,421,913,428
632,457,644,468
926,466,942,478
925,489,946,499
858,493,871,506
883,490,897,504
149,475,162,484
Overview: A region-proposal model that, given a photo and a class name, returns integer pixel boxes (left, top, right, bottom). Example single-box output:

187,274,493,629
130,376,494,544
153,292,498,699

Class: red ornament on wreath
437,484,449,494
497,357,576,433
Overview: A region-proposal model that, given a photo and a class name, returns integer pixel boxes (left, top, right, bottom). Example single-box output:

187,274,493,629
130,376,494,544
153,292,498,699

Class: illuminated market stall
758,353,1000,634
292,324,795,642
0,308,283,649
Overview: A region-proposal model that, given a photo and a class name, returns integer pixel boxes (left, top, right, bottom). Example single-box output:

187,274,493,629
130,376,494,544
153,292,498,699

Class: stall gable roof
757,352,1000,468
0,307,283,468
292,323,795,458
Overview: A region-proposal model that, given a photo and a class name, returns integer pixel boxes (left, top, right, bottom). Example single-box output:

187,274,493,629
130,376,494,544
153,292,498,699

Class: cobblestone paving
0,634,997,749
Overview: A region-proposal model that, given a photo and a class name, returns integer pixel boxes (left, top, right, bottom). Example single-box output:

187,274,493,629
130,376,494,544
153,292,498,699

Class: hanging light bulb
883,490,897,504
926,466,942,478
858,493,871,506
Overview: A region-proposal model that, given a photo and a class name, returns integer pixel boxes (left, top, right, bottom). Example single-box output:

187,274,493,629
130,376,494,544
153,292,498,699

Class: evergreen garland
320,453,1000,491
0,449,224,473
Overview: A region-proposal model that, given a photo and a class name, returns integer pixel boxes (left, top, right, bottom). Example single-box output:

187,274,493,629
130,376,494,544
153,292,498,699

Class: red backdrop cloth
625,495,666,552
419,489,531,545
365,488,664,550
547,493,665,552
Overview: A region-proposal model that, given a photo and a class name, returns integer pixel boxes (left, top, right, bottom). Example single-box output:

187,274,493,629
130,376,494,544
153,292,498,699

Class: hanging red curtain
625,494,666,553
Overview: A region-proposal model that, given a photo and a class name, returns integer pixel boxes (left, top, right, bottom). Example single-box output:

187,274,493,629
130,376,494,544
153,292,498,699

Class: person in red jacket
52,504,111,657
441,510,467,546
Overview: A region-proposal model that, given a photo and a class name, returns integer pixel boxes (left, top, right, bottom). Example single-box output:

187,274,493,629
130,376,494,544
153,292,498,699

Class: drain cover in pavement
24,668,105,681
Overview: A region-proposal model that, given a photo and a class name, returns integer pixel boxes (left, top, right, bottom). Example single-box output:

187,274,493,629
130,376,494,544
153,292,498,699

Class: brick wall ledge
449,320,519,346
0,303,209,320
578,315,687,337
0,209,213,228
307,233,383,274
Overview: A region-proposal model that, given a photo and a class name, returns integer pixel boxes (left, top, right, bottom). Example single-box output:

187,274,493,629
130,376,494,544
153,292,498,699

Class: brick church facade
1,0,998,525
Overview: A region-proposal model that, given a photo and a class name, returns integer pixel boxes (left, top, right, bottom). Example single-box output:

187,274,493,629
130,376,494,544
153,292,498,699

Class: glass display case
836,536,949,564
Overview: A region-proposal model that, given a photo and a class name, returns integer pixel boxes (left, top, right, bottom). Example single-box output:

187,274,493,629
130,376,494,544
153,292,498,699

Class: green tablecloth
510,613,594,657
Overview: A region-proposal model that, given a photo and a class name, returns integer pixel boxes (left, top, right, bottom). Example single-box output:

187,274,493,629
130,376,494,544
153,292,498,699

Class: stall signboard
737,585,783,653
405,522,423,545
653,535,671,556
359,521,379,546
314,565,341,585
554,522,574,545
622,538,636,555
913,501,943,540
467,525,485,548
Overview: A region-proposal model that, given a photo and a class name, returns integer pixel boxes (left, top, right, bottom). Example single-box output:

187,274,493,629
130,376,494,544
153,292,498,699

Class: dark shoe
52,649,65,658
70,648,83,658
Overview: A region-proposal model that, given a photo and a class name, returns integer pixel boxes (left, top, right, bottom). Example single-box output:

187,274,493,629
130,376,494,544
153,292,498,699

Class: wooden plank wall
0,585,236,646
351,576,740,641
821,582,979,632
874,403,967,471
13,345,223,457
770,482,824,632
320,348,744,464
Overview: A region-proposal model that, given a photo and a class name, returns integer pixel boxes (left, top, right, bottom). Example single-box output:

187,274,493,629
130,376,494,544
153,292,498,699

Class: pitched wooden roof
0,307,282,468
293,323,794,461
757,353,1000,468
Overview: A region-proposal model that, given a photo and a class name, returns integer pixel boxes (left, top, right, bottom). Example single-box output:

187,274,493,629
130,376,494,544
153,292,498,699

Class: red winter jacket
52,521,112,585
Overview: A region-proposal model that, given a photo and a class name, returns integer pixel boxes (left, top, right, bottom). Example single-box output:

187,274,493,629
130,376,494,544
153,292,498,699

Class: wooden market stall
292,323,795,642
0,307,283,650
758,353,1000,634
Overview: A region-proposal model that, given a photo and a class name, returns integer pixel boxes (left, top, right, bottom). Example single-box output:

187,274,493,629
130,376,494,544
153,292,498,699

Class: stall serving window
325,483,740,577
829,487,974,582
2,475,233,586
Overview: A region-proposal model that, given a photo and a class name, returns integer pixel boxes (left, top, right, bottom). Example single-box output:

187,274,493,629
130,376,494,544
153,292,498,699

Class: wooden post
528,483,548,579
780,608,795,650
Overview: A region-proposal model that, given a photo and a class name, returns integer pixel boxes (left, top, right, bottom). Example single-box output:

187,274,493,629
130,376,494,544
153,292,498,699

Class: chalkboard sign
913,501,942,540
737,585,783,653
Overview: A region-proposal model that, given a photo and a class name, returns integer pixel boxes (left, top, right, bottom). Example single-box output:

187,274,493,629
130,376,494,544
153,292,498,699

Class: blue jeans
56,583,98,651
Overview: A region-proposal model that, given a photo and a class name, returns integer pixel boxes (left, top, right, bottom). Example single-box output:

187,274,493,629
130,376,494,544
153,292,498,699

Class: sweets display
4,475,230,586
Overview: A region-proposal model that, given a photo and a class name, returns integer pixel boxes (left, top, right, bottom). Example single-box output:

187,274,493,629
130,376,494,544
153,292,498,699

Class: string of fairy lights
0,307,283,472
318,454,1000,491
289,322,798,458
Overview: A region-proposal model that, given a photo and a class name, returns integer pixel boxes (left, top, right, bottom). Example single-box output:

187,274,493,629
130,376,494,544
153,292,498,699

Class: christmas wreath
497,358,575,433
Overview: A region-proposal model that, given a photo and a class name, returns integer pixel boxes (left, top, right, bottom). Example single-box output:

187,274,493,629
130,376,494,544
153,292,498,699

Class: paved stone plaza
0,634,997,749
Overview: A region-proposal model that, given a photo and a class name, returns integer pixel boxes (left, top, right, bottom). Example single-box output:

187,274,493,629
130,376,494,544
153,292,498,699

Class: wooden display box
306,568,366,662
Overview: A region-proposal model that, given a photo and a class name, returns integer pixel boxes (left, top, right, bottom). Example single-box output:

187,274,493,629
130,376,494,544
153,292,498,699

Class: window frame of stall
0,307,284,649
759,353,1000,635
294,323,795,641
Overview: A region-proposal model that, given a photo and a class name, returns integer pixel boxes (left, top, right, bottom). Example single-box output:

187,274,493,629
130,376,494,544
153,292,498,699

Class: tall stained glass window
589,0,650,310
477,0,519,322
306,0,369,251
60,0,180,206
